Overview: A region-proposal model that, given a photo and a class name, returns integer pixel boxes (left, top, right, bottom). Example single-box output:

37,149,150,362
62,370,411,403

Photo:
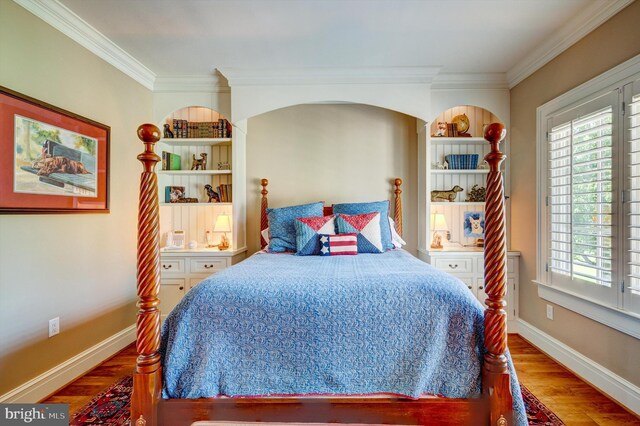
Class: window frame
536,54,640,338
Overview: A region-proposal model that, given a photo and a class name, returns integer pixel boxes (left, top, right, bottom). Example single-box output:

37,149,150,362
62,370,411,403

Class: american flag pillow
319,233,358,256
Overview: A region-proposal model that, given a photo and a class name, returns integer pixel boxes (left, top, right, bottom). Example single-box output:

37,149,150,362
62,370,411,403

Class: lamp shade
214,214,231,233
431,213,448,232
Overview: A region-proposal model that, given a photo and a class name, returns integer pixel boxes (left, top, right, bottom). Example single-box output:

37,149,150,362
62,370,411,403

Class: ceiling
39,0,631,87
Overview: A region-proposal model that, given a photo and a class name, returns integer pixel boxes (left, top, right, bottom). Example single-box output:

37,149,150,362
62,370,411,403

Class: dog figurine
191,153,207,170
204,184,220,203
431,185,463,202
163,124,174,138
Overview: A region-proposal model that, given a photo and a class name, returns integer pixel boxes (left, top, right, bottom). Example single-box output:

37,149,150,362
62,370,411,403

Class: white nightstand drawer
190,257,229,274
434,258,474,273
160,258,185,274
475,257,517,274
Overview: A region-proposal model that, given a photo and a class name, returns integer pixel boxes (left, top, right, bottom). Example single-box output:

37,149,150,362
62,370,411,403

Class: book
165,186,185,203
169,153,181,170
161,151,169,170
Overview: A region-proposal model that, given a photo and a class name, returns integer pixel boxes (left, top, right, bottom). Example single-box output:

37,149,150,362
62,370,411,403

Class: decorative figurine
163,123,174,138
443,159,449,170
204,184,220,203
431,185,464,202
191,153,207,170
432,121,447,137
217,161,231,170
478,160,489,170
466,184,486,202
436,162,445,170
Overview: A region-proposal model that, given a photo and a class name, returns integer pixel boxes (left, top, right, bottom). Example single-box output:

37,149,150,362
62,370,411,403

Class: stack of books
170,119,232,138
161,151,181,170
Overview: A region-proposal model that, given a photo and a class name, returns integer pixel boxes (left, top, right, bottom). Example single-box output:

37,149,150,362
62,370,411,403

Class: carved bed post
482,123,512,425
132,124,162,426
260,178,269,249
394,178,403,237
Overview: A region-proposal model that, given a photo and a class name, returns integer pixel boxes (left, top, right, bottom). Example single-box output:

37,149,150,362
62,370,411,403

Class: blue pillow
332,200,393,251
266,202,324,252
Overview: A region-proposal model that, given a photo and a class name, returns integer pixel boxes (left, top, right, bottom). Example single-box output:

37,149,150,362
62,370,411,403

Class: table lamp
214,214,231,250
430,213,448,249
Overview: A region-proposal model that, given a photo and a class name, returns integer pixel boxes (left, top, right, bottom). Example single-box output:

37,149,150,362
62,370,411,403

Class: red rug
70,376,564,425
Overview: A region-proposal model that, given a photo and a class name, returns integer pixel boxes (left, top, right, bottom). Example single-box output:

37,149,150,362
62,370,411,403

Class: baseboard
0,324,136,403
517,319,640,415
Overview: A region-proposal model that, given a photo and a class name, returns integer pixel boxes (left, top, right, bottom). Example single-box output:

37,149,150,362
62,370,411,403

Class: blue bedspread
160,249,526,425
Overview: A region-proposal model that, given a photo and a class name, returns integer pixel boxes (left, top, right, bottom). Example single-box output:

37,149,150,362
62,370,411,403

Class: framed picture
0,86,109,213
464,211,485,238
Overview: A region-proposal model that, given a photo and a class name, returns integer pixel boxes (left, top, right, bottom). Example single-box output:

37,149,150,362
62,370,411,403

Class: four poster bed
131,122,521,426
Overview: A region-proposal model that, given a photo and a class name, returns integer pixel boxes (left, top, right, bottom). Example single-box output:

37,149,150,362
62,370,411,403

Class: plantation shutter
547,91,618,304
624,80,640,314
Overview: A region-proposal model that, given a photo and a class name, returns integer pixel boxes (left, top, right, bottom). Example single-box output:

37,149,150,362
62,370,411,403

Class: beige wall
0,1,152,394
246,104,418,256
510,1,640,386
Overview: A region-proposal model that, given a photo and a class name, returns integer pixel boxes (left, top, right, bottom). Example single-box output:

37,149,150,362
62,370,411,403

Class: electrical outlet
546,304,554,320
49,317,60,337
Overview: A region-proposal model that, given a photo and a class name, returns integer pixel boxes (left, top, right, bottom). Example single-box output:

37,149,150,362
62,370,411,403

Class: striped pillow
319,233,358,256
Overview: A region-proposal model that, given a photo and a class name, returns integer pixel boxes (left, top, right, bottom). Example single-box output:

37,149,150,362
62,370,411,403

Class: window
537,55,640,336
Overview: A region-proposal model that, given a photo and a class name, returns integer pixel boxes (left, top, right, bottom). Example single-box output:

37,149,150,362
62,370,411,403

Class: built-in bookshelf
427,105,506,249
158,106,235,249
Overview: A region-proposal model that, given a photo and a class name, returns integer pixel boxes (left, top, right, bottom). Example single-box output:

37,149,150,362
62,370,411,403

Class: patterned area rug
70,376,564,425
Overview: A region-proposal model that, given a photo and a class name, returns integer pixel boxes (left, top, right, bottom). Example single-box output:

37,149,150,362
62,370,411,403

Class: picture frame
0,86,110,213
463,211,485,238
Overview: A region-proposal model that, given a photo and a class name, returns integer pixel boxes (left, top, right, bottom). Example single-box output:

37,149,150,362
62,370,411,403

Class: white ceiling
44,0,629,86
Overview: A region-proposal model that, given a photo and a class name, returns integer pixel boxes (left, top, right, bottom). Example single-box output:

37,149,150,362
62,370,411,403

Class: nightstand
159,247,247,318
427,249,520,332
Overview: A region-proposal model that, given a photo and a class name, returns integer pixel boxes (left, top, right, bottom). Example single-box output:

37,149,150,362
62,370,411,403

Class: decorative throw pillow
266,202,324,252
332,201,393,251
319,233,358,256
294,215,336,256
335,212,384,253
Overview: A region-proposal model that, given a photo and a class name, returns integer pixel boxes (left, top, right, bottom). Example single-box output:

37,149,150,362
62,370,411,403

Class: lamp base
218,234,230,251
430,233,443,249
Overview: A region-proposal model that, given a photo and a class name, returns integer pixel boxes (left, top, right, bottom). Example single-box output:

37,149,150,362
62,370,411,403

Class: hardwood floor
41,334,639,425
509,335,639,426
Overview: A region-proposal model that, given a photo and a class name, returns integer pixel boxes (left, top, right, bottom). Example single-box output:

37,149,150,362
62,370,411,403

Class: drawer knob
479,285,484,290
162,264,172,269
179,286,184,290
467,285,472,290
204,264,215,269
449,264,458,269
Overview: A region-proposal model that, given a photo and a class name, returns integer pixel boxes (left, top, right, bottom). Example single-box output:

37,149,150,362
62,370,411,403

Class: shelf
158,170,232,175
160,202,232,206
430,137,487,145
160,138,231,146
431,202,485,206
431,169,489,174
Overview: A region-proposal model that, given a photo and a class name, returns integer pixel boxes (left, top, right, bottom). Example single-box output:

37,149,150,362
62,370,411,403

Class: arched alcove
244,102,420,255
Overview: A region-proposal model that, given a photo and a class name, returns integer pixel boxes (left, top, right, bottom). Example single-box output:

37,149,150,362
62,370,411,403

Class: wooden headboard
260,178,403,249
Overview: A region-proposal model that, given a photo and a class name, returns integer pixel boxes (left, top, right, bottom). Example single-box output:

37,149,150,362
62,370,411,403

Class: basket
446,154,479,170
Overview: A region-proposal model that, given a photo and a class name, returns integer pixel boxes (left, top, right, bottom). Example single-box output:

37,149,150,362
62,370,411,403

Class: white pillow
388,217,406,248
261,228,270,244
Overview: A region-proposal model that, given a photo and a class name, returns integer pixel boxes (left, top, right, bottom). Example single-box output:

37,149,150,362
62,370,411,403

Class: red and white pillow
319,233,358,256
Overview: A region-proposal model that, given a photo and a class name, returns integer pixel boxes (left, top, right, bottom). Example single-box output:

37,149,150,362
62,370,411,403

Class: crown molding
507,0,634,88
154,75,231,93
432,73,508,90
13,0,156,90
218,66,441,87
